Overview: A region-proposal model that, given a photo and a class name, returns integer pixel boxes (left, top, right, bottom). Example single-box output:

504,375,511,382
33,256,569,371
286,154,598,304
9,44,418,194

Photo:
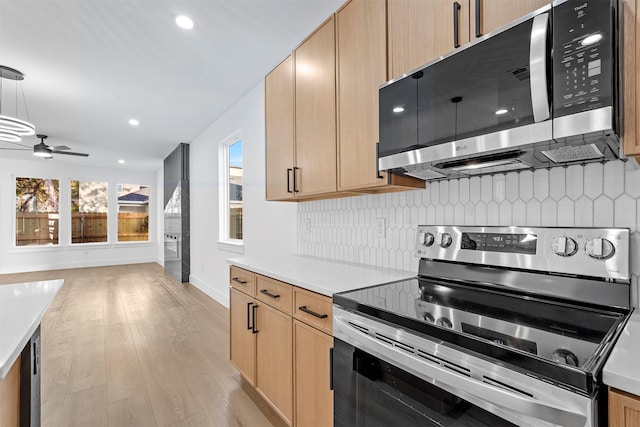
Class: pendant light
0,65,36,143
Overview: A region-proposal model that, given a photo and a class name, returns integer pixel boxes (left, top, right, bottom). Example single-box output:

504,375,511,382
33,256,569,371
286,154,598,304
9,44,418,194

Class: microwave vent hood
378,0,622,181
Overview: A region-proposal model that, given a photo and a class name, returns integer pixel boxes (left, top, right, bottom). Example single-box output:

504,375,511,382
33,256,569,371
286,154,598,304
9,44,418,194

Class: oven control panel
415,226,630,281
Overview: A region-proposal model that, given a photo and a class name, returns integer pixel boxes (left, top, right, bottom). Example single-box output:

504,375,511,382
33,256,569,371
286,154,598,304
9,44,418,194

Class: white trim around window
218,129,244,253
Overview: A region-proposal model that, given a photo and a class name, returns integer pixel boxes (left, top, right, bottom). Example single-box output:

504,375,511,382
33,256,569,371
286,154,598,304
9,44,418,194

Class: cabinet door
388,0,470,80
623,0,640,157
265,55,296,201
469,0,549,39
337,0,389,191
0,357,20,427
294,320,333,427
295,16,337,197
255,303,293,425
229,288,256,386
610,387,640,427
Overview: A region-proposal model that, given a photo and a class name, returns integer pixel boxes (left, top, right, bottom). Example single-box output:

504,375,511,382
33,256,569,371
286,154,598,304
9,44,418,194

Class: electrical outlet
304,217,311,234
375,218,386,238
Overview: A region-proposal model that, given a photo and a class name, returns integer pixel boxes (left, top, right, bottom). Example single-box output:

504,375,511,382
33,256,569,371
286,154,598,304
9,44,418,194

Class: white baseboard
0,256,158,275
189,273,229,308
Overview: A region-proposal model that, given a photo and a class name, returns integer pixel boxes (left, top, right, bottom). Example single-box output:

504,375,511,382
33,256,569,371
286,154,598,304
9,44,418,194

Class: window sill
114,241,153,247
217,240,244,254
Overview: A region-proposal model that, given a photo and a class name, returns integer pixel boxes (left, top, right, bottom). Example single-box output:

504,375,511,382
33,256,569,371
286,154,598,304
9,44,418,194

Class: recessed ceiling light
581,33,603,46
118,159,126,164
128,119,139,126
393,106,405,113
495,109,508,115
175,15,194,30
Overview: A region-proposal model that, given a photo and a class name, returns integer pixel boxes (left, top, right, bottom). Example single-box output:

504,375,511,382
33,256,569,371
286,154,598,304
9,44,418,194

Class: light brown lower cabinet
229,266,334,427
610,387,640,426
229,287,256,386
255,302,293,425
294,320,333,427
0,357,20,427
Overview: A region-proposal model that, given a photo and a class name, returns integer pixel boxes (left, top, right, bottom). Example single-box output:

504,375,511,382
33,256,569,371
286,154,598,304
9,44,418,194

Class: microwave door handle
529,13,550,122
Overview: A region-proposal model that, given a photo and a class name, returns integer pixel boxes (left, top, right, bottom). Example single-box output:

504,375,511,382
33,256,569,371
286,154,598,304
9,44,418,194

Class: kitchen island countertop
0,279,64,379
603,309,640,396
228,255,414,297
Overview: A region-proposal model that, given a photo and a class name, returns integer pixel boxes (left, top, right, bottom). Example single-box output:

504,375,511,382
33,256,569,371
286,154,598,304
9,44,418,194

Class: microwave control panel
553,0,615,117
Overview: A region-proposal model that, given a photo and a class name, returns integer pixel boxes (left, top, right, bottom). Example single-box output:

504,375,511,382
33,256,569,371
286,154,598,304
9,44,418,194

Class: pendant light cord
20,81,30,121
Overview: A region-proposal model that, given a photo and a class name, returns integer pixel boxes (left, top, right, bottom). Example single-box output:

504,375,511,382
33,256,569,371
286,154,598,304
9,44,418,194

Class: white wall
188,81,297,307
0,158,159,274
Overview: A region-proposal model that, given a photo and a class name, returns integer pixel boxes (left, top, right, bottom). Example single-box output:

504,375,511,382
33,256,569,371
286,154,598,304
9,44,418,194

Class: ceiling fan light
0,114,36,135
33,143,52,158
0,130,22,143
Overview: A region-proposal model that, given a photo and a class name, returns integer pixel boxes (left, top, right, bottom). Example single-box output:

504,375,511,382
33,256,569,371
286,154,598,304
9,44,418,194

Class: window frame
70,179,109,245
14,175,61,248
217,130,244,253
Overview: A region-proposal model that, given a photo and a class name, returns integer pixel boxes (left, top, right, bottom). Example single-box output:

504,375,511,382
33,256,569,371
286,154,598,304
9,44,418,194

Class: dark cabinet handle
33,341,38,375
252,305,259,334
232,277,247,285
329,347,334,391
247,302,253,330
260,289,280,299
453,2,461,48
475,0,482,37
287,168,293,193
376,143,383,179
298,305,328,319
293,167,300,193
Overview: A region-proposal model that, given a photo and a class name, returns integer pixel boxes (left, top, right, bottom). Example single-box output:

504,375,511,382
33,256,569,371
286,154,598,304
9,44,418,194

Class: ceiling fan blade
55,151,89,157
50,145,71,151
0,147,31,151
0,140,31,148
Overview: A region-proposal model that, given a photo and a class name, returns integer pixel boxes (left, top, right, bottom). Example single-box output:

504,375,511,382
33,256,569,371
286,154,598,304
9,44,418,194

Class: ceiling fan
0,134,89,158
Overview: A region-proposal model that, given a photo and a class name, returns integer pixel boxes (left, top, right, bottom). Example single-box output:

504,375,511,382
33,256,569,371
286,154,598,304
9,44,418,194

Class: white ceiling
0,0,343,170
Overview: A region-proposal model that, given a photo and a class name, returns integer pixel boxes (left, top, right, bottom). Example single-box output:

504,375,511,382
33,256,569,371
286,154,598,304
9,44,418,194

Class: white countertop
603,309,640,395
0,279,64,379
228,255,414,296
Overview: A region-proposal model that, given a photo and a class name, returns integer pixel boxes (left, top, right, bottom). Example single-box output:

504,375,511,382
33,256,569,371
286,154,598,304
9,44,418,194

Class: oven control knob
436,317,452,329
422,313,435,323
552,349,579,367
552,237,578,257
585,238,615,260
438,233,453,248
419,232,435,247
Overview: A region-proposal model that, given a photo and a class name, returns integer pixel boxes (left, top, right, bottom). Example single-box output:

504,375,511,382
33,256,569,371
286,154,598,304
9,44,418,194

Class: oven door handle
335,315,587,427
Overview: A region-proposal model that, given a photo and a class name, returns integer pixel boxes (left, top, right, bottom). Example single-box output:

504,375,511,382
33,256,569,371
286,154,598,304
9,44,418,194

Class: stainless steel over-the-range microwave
378,0,622,180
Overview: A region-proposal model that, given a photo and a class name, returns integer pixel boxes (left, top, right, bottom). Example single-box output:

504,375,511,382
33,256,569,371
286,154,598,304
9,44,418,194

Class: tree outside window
71,180,108,243
15,177,60,246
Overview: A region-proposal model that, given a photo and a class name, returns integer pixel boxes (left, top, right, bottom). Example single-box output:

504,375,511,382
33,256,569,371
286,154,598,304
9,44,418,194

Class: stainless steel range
332,226,631,427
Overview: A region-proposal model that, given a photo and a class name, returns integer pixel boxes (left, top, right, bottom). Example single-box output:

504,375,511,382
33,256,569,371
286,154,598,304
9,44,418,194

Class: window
15,177,60,246
71,180,108,243
117,184,150,241
219,132,243,248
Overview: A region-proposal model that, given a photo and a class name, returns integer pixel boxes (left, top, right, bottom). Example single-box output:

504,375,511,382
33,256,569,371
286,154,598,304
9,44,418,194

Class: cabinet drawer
293,287,332,334
256,275,293,314
230,266,256,295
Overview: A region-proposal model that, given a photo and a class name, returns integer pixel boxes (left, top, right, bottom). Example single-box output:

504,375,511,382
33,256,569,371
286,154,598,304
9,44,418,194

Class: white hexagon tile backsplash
297,159,640,308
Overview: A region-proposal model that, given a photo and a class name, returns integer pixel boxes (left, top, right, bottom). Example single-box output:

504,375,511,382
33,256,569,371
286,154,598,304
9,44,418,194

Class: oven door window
334,338,515,427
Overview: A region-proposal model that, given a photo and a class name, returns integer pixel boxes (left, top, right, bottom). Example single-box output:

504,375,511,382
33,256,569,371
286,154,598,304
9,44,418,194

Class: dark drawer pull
260,289,280,299
232,277,247,285
298,306,328,319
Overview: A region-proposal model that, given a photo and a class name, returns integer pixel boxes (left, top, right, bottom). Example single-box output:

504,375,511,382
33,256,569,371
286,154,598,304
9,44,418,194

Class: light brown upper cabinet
294,16,338,198
623,0,640,159
337,0,424,193
265,56,296,201
388,0,470,80
469,0,550,40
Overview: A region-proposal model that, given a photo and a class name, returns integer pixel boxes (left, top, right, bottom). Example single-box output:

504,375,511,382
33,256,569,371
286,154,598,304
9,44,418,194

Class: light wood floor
0,263,286,427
